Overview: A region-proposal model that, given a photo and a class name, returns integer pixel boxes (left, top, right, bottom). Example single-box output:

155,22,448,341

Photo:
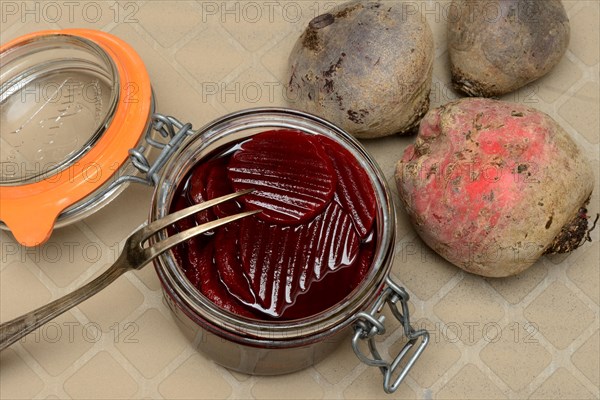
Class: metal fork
0,189,259,352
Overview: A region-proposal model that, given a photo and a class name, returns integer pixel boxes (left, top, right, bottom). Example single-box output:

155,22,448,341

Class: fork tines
142,189,259,257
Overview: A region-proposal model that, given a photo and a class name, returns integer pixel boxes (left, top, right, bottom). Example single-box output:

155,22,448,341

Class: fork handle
0,260,128,351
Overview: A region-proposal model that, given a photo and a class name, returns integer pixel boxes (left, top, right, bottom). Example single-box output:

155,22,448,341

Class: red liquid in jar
169,130,377,320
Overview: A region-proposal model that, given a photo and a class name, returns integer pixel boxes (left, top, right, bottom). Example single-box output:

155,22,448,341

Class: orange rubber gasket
0,29,152,246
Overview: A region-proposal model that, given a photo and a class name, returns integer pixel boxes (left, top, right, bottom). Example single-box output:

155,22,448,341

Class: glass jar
150,108,428,393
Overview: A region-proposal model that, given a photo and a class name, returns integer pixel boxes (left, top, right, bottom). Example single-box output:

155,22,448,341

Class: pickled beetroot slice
214,222,256,305
239,202,359,317
227,130,336,225
239,218,297,315
203,158,242,218
190,240,256,318
308,201,360,278
282,241,374,320
317,136,376,238
187,160,214,225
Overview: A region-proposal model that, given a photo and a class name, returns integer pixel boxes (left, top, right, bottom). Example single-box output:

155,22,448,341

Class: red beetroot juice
169,129,377,320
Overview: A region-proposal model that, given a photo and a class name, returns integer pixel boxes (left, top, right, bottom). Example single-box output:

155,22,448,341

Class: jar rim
0,34,119,185
151,108,396,344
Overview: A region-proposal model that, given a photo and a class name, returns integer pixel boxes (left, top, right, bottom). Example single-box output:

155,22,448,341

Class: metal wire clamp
351,276,429,393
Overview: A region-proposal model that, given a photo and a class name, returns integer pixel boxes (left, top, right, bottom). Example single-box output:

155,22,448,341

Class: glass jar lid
1,34,119,184
0,30,153,246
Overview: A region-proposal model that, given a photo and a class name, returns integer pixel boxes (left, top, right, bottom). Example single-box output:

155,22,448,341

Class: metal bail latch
128,113,196,186
351,277,429,394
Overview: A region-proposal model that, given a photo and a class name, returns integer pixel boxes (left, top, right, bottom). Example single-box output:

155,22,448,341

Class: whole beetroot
395,98,594,277
287,0,434,138
448,0,570,97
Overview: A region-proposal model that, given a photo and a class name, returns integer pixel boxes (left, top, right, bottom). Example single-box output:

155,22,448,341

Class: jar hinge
351,277,429,394
108,113,195,190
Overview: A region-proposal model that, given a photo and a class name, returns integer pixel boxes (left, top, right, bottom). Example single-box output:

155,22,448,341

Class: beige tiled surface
1,1,599,399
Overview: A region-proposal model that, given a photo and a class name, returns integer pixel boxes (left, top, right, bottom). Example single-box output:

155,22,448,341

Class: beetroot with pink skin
395,98,594,277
